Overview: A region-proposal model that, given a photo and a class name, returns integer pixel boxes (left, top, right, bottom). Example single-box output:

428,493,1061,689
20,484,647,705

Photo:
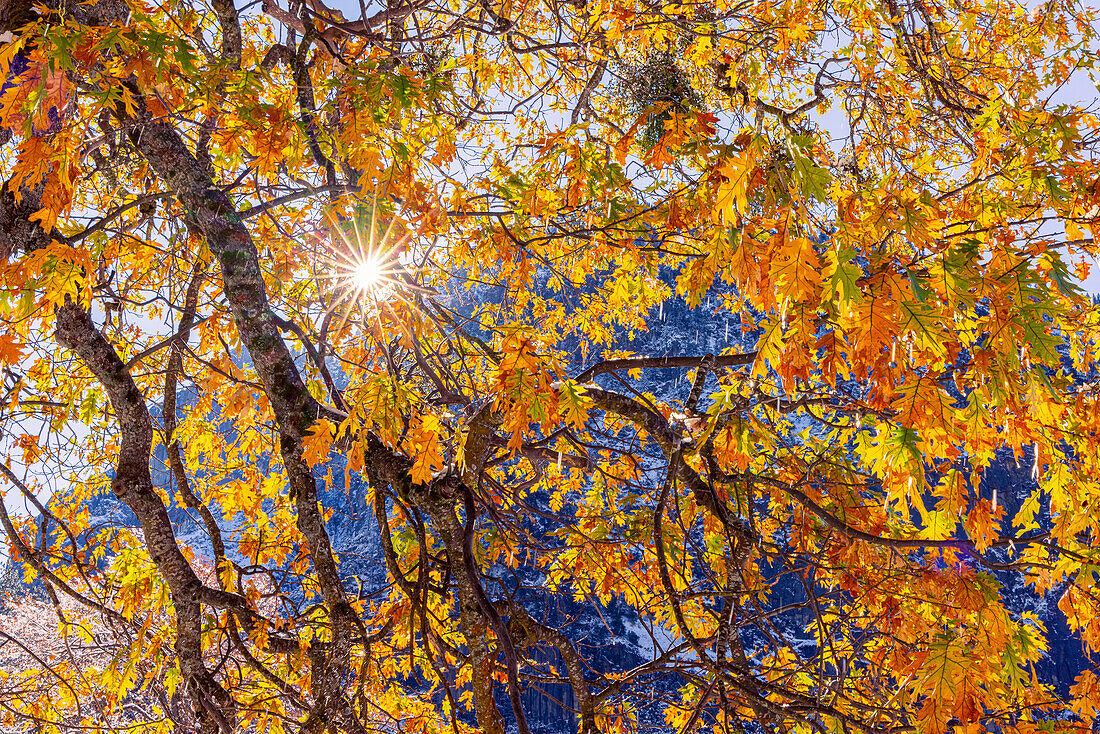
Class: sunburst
327,213,404,297
348,255,386,293
318,200,416,339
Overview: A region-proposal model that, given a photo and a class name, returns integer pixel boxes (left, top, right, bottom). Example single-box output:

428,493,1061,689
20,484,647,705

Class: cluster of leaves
0,0,1096,732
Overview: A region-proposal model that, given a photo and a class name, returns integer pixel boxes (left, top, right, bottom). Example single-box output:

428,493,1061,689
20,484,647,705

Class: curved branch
575,352,755,383
0,466,127,625
54,302,237,734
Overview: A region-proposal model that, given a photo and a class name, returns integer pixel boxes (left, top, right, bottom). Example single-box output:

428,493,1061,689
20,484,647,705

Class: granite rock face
5,273,1089,732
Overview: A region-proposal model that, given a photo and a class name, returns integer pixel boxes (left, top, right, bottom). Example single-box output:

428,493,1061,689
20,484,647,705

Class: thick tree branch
54,302,237,734
575,352,755,383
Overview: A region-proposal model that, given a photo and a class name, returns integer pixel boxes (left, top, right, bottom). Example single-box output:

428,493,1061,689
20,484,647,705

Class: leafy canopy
0,0,1098,732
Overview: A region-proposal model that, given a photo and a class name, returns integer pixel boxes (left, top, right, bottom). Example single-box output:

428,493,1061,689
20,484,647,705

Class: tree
0,0,1097,731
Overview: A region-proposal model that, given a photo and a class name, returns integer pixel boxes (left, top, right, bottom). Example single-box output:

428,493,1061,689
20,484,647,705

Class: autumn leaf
302,419,336,469
0,0,1095,732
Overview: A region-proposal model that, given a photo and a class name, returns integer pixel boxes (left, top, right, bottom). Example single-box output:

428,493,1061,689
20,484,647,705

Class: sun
318,203,411,322
350,254,386,293
333,249,394,302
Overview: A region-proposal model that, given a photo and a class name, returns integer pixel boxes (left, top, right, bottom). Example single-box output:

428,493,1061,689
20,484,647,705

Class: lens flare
323,204,406,302
317,201,416,340
350,255,385,293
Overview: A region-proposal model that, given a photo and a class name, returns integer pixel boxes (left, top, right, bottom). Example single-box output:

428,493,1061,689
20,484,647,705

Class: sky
318,0,1100,291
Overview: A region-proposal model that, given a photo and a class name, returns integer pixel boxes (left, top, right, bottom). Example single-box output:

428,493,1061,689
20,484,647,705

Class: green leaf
828,248,862,304
908,267,933,303
1046,252,1084,297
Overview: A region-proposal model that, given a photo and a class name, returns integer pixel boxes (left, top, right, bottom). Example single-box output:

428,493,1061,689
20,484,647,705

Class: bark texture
121,98,364,728
54,303,237,734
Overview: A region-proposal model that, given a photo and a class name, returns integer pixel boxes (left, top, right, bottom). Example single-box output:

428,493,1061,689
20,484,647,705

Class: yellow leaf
302,419,335,468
